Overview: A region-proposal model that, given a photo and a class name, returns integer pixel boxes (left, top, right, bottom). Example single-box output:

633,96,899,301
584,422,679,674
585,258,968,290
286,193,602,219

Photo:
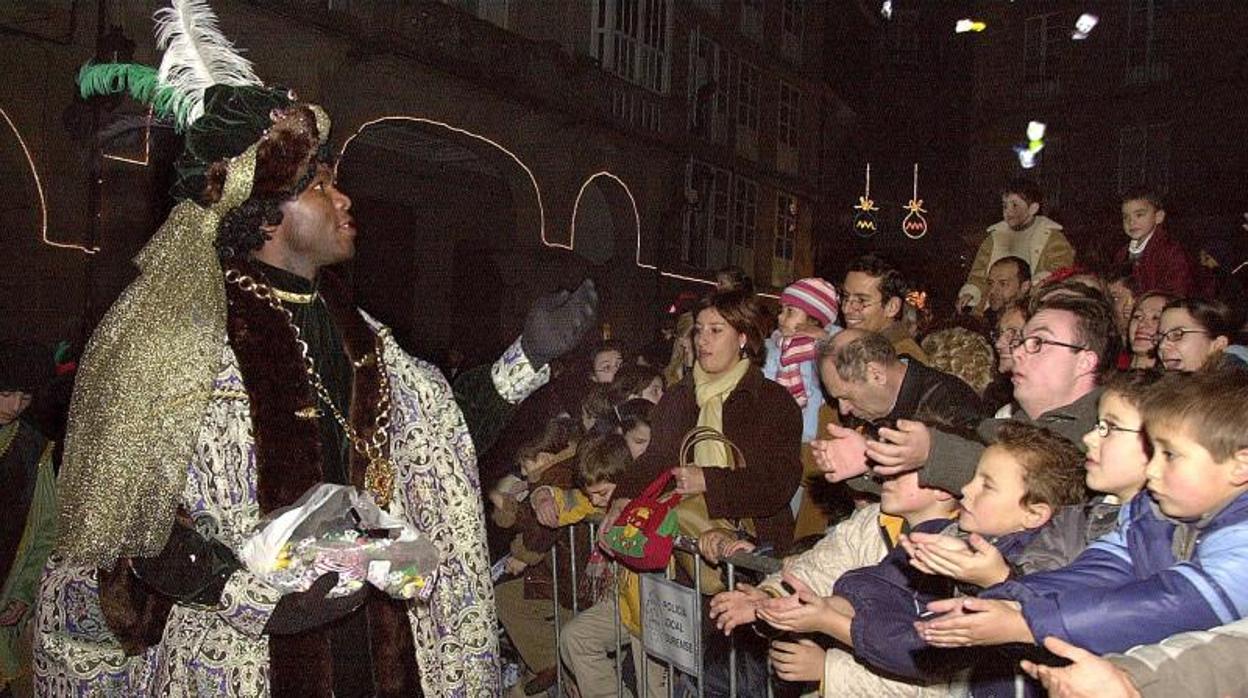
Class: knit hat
781,278,840,327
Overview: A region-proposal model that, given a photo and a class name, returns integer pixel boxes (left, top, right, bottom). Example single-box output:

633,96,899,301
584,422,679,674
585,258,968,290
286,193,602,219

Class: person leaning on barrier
602,290,804,557
808,328,989,492
702,468,959,697
842,291,1117,496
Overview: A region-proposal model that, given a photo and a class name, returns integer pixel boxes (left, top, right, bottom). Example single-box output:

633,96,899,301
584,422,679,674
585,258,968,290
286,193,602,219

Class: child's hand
503,556,529,576
709,583,768,635
811,425,869,483
1020,636,1142,698
769,638,825,683
757,573,840,635
915,597,1033,647
905,532,1010,587
529,487,559,528
597,497,630,550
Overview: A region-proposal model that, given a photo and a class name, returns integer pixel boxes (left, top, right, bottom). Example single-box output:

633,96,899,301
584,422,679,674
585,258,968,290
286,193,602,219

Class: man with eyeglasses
983,300,1029,413
862,293,1118,496
841,255,929,364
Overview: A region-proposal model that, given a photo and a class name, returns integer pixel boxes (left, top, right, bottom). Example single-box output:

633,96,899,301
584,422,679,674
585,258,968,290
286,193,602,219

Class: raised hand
811,424,869,483
520,280,599,369
1020,636,1141,698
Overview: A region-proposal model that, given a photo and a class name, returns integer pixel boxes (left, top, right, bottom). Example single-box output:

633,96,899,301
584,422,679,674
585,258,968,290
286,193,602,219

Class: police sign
639,573,701,676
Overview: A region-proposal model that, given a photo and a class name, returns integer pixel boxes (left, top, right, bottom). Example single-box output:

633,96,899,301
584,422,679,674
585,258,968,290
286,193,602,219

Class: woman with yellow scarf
561,290,803,698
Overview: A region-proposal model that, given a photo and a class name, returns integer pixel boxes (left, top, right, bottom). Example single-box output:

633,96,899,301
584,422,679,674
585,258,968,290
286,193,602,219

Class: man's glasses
1152,328,1209,345
1094,420,1141,438
842,295,877,311
1008,335,1088,354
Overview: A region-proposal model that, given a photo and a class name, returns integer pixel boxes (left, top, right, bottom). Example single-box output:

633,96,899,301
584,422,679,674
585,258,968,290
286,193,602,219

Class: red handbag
601,469,682,571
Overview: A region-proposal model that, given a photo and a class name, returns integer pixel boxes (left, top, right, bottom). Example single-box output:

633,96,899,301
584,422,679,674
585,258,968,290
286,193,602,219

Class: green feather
77,63,181,124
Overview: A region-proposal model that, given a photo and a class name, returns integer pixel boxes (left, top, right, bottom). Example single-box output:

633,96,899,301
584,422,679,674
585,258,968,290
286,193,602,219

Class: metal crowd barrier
547,525,783,698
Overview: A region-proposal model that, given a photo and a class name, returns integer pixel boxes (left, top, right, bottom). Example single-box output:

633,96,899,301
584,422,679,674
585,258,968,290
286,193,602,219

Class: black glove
130,523,241,606
264,572,369,636
520,279,599,369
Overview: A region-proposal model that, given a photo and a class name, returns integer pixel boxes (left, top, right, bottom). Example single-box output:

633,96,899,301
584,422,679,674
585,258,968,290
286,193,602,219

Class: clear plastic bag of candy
239,483,439,600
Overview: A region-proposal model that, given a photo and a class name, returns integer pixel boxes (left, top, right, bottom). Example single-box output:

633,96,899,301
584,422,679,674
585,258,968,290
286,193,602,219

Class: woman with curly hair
921,326,996,397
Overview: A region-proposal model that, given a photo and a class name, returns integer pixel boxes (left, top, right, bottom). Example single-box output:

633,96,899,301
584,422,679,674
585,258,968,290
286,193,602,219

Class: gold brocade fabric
55,145,260,566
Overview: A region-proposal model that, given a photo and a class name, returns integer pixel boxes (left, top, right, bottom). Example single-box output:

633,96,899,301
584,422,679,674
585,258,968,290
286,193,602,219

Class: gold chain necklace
225,269,397,507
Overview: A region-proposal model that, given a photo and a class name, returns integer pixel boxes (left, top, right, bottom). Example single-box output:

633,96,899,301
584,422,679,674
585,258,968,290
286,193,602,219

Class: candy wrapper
239,483,439,600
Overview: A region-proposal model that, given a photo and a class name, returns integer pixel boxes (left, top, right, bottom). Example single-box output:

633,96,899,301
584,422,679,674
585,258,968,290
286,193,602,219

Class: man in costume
35,4,595,695
0,344,57,697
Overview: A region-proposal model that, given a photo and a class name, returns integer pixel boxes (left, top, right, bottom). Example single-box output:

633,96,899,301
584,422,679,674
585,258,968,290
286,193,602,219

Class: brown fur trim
97,563,174,656
317,271,391,485
251,107,320,198
319,273,419,695
268,628,334,698
368,594,423,697
225,258,324,512
226,263,417,694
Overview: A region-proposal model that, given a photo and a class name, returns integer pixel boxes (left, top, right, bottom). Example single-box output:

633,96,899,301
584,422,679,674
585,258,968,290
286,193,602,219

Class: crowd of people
479,178,1248,698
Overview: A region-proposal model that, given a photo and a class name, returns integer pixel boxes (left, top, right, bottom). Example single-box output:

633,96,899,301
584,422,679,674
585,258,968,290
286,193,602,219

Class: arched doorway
570,172,655,346
336,117,547,369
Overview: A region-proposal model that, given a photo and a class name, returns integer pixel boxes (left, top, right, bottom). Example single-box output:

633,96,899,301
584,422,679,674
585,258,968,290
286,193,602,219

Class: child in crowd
610,364,665,405
497,433,633,696
922,369,1248,667
763,277,841,525
1115,187,1206,298
488,416,579,530
907,370,1158,582
752,422,1084,687
703,469,958,696
556,433,676,698
590,341,626,384
763,277,841,443
613,397,653,460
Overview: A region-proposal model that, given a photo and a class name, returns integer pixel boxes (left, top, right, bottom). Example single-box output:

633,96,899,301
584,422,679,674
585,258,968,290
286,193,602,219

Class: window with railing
736,60,760,132
1125,0,1170,84
772,191,798,287
688,29,731,142
1023,12,1065,95
1117,123,1170,194
740,0,763,43
683,159,732,269
777,81,800,148
732,177,758,270
591,0,671,94
780,0,803,63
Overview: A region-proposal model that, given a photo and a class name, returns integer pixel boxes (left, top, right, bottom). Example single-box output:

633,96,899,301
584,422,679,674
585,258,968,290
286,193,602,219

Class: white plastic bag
239,483,439,599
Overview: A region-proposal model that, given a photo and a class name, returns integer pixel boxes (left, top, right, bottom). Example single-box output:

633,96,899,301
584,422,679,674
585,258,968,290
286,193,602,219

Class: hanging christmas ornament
902,163,928,239
852,163,879,238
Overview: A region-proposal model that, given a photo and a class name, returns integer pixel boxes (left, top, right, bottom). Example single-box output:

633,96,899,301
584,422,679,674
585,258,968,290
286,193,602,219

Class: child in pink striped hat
764,277,841,442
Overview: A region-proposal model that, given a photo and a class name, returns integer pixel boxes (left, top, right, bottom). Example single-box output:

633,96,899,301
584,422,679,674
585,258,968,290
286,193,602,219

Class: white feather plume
153,0,262,129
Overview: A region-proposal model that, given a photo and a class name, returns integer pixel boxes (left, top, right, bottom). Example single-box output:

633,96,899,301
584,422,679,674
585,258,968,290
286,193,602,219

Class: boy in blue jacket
919,369,1248,665
754,422,1086,683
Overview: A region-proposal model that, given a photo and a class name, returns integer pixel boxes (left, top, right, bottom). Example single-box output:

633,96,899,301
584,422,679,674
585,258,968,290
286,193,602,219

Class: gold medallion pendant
365,457,396,508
